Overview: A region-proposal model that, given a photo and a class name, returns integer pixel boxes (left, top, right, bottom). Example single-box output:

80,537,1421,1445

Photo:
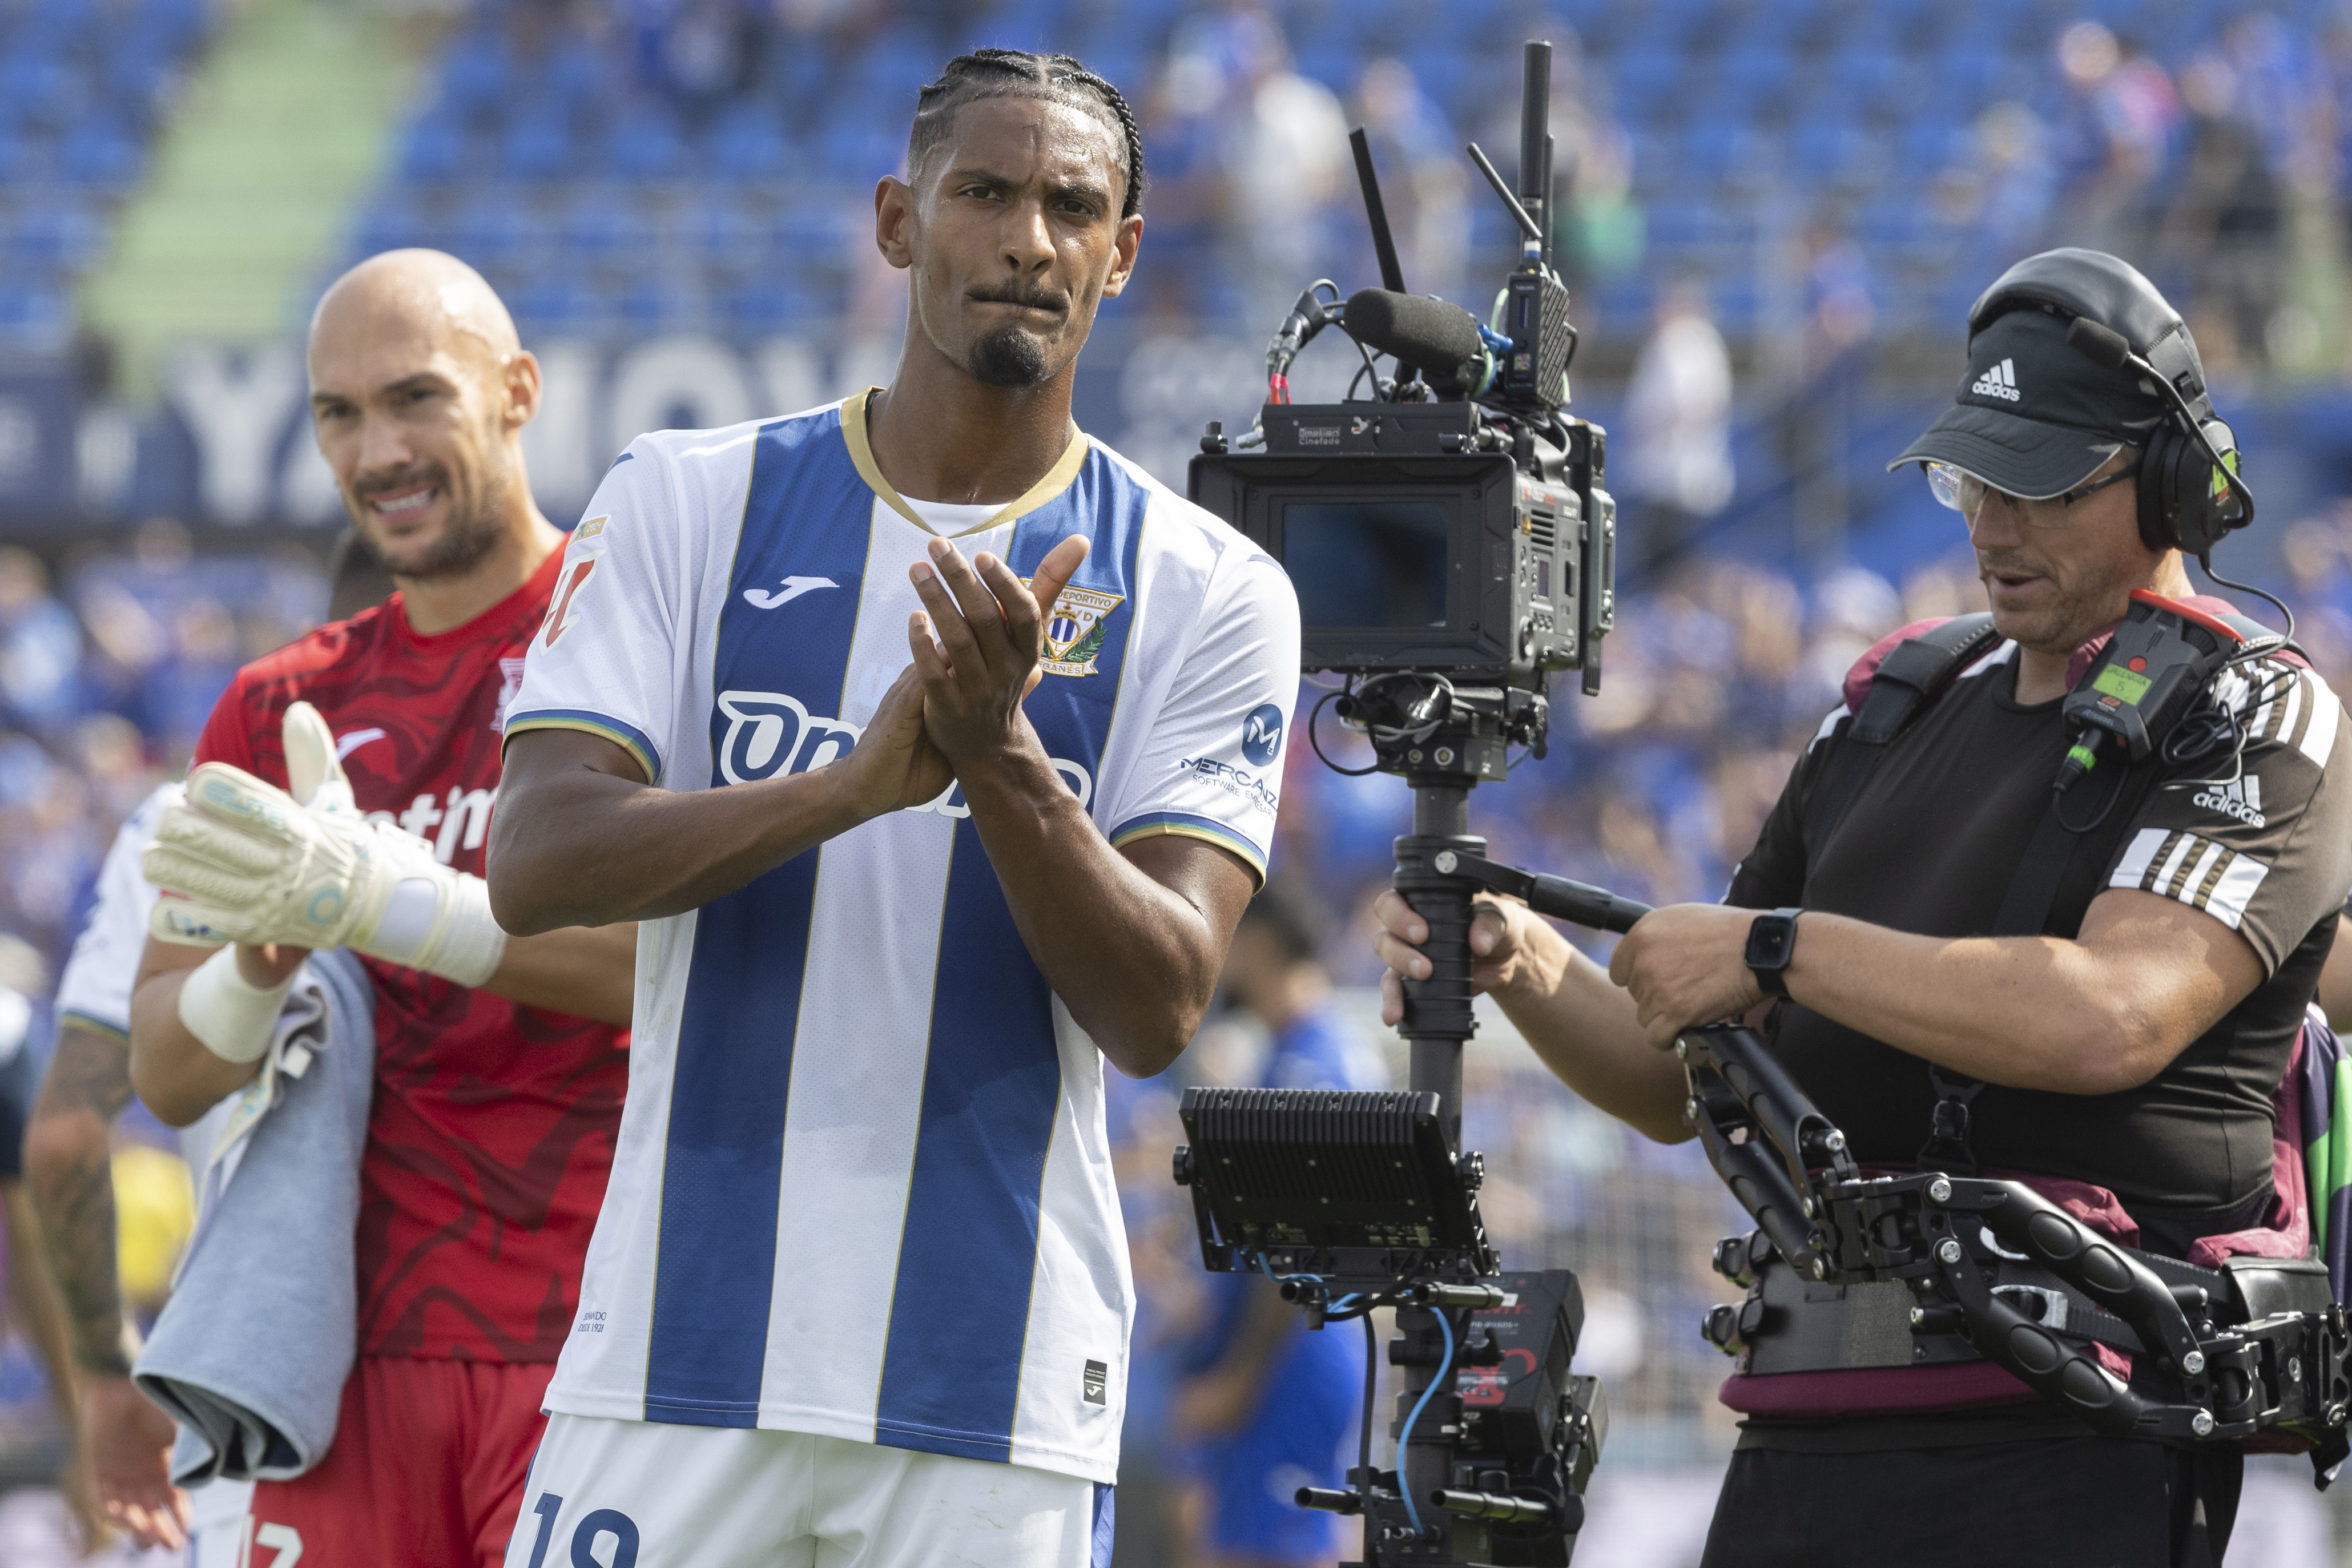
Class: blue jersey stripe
646,408,868,1425
873,450,1149,1460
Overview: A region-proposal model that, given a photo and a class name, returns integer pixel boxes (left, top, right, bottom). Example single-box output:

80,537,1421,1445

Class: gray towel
134,949,374,1485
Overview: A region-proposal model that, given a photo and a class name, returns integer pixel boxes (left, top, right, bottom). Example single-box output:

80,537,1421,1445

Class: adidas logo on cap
1971,358,2022,402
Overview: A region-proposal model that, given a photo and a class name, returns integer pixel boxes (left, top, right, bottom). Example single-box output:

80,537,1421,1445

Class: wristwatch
1745,908,1803,999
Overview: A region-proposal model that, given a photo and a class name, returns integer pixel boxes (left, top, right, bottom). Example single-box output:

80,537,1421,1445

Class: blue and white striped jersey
505,392,1301,1484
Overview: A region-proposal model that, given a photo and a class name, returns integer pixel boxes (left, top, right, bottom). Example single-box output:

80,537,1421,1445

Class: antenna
1350,127,1408,294
1519,41,1551,239
1466,142,1543,243
1541,131,1556,271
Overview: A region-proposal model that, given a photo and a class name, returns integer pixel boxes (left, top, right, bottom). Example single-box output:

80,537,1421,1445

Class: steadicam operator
1373,248,2352,1566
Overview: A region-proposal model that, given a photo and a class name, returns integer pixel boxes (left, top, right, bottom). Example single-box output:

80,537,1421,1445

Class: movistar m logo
1971,358,2021,402
2193,774,2264,827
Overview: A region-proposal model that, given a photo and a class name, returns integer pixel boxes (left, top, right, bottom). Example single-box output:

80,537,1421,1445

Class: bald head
307,249,542,586
311,248,521,377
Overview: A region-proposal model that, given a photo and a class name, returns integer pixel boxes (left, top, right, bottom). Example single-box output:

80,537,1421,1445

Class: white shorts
501,1415,1113,1568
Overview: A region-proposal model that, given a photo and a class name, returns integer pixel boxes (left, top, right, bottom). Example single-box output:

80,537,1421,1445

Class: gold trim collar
839,388,1090,538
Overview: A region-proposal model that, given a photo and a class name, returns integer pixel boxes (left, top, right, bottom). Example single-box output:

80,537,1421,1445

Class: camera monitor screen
1280,500,1449,629
1189,451,1519,673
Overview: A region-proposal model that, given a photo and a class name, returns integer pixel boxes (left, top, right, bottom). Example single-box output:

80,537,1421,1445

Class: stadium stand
0,0,212,352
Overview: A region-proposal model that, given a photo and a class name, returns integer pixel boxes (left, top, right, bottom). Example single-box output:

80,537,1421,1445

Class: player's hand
1607,902,1766,1049
835,664,955,819
1374,890,1544,1026
82,1374,189,1552
143,703,505,986
905,534,1089,769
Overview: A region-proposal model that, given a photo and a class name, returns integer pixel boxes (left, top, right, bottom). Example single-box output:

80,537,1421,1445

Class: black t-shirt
1727,636,2352,1231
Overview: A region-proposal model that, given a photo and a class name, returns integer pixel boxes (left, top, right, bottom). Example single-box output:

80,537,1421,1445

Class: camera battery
1456,1269,1584,1460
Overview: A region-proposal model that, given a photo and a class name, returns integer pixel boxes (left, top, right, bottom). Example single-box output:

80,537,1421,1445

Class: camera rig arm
1421,853,2352,1469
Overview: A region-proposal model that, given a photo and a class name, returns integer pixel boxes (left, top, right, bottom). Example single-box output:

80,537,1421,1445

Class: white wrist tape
146,751,508,990
364,871,507,989
176,945,297,1065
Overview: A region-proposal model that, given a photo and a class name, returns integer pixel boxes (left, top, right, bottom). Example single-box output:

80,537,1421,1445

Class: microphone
2064,315,2133,370
1265,286,1330,398
2064,315,2255,534
1344,289,1493,398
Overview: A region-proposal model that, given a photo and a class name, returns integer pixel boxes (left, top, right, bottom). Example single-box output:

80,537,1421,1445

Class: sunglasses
1925,458,2140,525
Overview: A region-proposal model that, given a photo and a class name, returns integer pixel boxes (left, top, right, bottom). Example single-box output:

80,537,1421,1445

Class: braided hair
907,48,1145,219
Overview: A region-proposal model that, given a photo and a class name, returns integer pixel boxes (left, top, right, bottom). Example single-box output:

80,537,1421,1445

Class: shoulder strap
1807,613,2002,878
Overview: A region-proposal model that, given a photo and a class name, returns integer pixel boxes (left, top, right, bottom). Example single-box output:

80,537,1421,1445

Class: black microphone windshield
1344,289,1489,396
2065,315,2134,370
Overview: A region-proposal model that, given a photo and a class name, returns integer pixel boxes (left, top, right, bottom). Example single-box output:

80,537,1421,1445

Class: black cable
2197,554,2296,642
1308,687,1382,776
2053,744,2134,833
1328,316,1388,403
1358,1312,1378,1518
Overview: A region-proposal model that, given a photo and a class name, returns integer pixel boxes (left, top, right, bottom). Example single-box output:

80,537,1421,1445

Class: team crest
1034,585,1124,678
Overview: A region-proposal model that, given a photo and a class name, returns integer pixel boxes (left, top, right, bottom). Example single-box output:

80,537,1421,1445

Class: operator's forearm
956,744,1223,1078
128,949,264,1127
478,922,638,1025
488,760,865,934
25,1027,136,1372
1784,907,2241,1094
1496,927,1691,1142
3,1182,82,1418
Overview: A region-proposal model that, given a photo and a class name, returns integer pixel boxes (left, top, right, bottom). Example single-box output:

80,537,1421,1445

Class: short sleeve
504,444,683,784
190,670,258,772
55,783,179,1038
1724,707,1844,909
2102,659,2352,973
1102,550,1301,886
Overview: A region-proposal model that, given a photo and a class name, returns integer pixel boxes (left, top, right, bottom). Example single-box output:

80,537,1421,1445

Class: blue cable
1395,1308,1456,1539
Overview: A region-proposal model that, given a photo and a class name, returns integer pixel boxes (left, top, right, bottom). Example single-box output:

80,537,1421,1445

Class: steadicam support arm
1424,854,2352,1474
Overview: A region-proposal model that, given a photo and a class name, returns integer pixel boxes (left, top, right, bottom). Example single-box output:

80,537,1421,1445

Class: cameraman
1373,249,2352,1566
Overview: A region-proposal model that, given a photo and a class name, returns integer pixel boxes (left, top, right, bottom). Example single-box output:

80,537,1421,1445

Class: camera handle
1378,806,1649,1562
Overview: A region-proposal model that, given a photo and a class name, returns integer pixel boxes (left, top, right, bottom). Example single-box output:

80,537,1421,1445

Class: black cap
1887,305,2169,501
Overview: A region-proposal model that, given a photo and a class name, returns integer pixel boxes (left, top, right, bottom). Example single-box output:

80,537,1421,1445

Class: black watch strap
1745,907,1803,999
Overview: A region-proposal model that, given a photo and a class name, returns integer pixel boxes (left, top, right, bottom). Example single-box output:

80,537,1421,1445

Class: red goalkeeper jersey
190,547,627,1363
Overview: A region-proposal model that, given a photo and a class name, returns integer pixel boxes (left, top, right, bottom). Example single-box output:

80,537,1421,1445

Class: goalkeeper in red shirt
127,249,634,1567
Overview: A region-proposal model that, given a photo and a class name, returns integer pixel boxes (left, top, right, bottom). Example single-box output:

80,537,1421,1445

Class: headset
1966,248,2256,560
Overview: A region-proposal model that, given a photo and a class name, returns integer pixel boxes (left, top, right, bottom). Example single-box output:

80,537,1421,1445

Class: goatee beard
355,469,510,583
969,325,1051,389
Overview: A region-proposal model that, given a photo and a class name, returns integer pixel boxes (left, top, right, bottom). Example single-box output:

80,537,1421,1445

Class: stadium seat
706,102,791,183
353,196,425,259
58,126,141,190
0,284,69,342
9,201,102,269
606,104,688,183
501,108,575,182
559,191,637,261
510,275,601,331
400,122,468,184
440,35,512,115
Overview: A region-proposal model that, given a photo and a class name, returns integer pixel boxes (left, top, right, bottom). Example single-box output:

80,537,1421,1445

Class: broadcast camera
1190,40,1616,784
1173,40,1616,1568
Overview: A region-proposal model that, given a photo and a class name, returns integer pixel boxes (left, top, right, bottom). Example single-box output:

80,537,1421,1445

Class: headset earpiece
2138,415,2240,558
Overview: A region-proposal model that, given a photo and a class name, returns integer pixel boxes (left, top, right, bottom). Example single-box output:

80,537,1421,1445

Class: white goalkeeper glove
144,701,508,987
